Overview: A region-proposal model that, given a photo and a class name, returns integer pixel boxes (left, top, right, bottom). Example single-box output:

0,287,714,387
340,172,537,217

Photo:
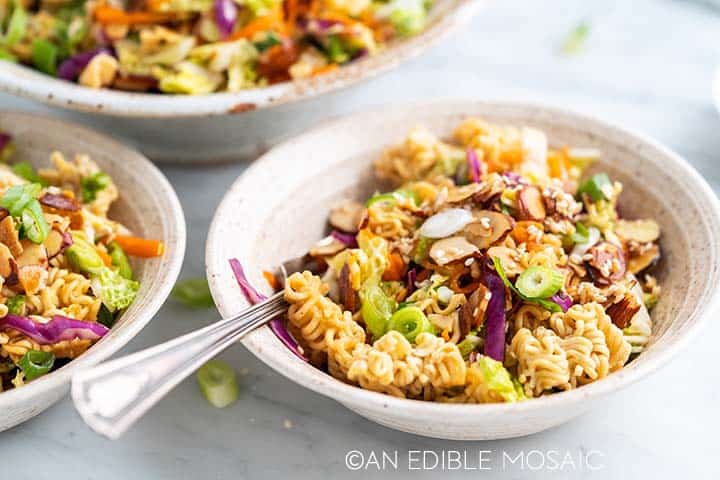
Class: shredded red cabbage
406,268,417,295
467,147,481,183
483,264,507,362
502,172,523,186
228,258,307,361
214,0,238,38
330,230,358,248
0,314,108,345
550,292,573,312
57,48,113,81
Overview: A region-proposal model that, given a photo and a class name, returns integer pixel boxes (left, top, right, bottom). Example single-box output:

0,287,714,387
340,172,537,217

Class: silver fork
71,258,307,439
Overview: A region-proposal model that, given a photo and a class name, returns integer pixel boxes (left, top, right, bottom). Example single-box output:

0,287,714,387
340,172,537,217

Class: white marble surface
1,0,719,478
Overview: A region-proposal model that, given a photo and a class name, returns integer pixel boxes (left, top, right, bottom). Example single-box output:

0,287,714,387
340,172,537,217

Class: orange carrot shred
263,270,279,290
114,235,165,258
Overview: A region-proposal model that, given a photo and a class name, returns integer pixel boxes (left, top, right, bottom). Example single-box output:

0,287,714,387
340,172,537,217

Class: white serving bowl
0,0,484,163
0,111,186,432
205,100,720,440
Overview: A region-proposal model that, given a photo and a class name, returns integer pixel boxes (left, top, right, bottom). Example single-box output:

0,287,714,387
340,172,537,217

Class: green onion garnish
577,173,613,202
570,222,590,244
5,1,28,47
7,295,25,315
12,162,47,186
18,350,55,381
515,266,564,299
492,257,563,313
31,39,58,75
21,200,50,243
561,21,590,56
457,333,482,360
80,171,111,203
108,241,133,280
359,283,396,339
172,278,215,308
196,359,239,408
387,306,434,343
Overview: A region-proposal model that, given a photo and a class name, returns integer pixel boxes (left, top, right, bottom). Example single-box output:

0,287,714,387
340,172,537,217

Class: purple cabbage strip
214,0,238,39
228,258,307,361
0,314,109,345
406,267,417,295
550,292,573,312
483,264,507,362
501,171,523,186
57,47,113,81
467,147,481,183
330,230,358,248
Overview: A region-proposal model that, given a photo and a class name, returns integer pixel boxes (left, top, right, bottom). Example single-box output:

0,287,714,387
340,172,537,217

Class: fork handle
71,291,287,439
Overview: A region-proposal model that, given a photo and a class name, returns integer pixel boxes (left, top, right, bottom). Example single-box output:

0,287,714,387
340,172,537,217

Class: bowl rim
0,0,484,118
0,110,187,408
206,98,720,416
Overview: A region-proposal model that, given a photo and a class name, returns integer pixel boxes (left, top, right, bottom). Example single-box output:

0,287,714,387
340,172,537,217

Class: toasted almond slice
517,186,546,221
627,244,660,274
0,216,22,257
429,236,478,265
615,219,660,243
329,200,365,233
464,210,514,250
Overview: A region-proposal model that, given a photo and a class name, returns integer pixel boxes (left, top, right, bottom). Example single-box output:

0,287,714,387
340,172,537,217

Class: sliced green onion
491,257,562,313
325,35,349,63
21,200,49,243
80,171,111,203
0,47,17,62
577,173,612,202
457,333,482,360
12,162,46,185
253,32,281,52
366,189,419,208
108,242,133,280
570,222,589,244
31,39,59,75
561,21,590,56
18,350,55,381
7,294,25,315
413,236,433,264
97,304,116,328
172,278,214,308
196,359,239,408
65,234,105,276
515,266,564,299
359,283,396,339
0,183,42,216
5,1,28,47
387,306,433,343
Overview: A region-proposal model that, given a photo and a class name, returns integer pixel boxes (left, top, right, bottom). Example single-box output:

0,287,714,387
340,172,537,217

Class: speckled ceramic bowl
0,0,484,162
205,100,720,440
0,111,186,432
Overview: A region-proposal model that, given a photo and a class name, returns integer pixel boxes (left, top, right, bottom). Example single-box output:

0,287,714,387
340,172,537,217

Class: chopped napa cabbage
328,230,389,290
163,0,214,12
472,356,526,402
585,199,617,232
157,61,223,94
327,0,372,17
189,39,260,91
92,266,140,312
623,278,653,354
375,0,429,37
143,36,196,65
244,0,281,17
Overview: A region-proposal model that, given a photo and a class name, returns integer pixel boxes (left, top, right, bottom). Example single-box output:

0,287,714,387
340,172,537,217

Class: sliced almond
627,244,660,274
44,229,70,259
587,242,626,284
329,200,365,233
16,242,48,268
309,235,346,257
0,216,22,257
429,236,478,265
464,210,514,250
517,186,546,221
0,243,14,278
606,294,641,329
446,183,483,204
487,246,523,276
615,219,660,243
18,265,48,295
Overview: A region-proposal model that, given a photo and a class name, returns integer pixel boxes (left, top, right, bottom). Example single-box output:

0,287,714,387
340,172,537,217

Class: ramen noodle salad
233,117,662,403
0,133,164,392
0,0,433,94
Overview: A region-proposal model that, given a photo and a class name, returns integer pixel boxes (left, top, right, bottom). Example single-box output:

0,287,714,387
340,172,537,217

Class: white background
1,0,719,478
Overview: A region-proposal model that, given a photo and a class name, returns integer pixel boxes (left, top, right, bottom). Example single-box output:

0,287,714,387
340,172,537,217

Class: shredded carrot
382,252,406,282
441,329,450,341
311,64,338,76
94,5,177,25
229,5,287,40
96,247,113,267
547,147,572,180
263,270,279,290
511,221,544,250
114,235,165,258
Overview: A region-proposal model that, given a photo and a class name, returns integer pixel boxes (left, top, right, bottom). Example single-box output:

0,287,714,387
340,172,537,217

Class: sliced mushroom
587,242,626,284
627,244,660,274
0,243,14,278
429,236,478,265
0,216,22,257
464,210,514,250
517,186,546,221
615,219,660,243
446,183,483,204
309,235,346,257
16,242,48,268
18,265,48,295
606,294,641,329
487,246,523,276
329,200,365,233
